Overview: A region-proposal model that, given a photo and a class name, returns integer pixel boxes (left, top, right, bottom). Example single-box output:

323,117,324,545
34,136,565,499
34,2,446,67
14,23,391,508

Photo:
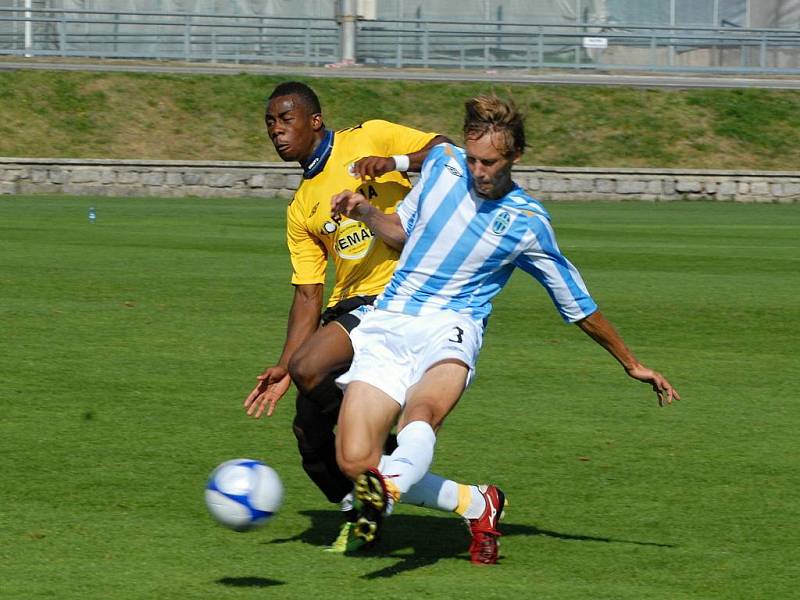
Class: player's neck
477,179,515,200
300,129,334,179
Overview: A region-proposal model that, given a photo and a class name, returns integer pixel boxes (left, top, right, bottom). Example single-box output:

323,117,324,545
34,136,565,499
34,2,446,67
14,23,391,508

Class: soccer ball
204,458,284,531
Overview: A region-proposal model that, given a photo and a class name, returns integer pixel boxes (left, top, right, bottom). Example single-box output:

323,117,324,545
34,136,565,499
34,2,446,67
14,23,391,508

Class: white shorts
336,309,484,406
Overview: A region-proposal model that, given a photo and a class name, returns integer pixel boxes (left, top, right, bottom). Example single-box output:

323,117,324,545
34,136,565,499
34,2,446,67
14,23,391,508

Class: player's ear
510,150,522,165
311,112,324,132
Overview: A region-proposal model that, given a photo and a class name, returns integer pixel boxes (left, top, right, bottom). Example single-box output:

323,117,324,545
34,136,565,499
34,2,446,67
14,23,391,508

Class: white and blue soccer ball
204,458,284,531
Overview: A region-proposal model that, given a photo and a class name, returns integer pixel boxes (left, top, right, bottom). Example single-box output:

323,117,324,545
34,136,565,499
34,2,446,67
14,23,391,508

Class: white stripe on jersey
377,143,597,324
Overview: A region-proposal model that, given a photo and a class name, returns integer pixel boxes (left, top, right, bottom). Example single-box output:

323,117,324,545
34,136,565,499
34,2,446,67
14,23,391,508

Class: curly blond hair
463,94,525,157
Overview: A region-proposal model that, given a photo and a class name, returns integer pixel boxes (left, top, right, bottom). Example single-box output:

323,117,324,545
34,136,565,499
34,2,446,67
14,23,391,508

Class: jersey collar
301,129,334,179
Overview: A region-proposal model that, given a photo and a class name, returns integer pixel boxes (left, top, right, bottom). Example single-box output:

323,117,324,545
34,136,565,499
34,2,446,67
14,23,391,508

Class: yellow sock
454,483,473,516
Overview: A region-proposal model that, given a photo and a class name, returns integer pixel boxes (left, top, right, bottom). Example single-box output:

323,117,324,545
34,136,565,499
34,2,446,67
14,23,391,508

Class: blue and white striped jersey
375,143,597,324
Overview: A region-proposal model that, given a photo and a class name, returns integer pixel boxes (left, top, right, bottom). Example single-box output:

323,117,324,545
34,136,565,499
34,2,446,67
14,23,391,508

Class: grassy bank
1,69,800,169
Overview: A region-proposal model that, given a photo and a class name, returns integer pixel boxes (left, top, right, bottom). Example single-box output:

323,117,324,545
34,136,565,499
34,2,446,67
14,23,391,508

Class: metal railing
0,7,340,66
2,6,800,73
358,18,800,73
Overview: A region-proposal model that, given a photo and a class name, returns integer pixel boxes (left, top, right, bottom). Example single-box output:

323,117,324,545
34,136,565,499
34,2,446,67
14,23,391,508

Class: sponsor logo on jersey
491,211,511,235
334,218,375,260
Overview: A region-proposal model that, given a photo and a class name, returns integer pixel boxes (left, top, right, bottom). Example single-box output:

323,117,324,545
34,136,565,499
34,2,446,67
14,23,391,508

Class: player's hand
331,190,371,221
244,366,292,418
625,364,681,407
352,156,395,180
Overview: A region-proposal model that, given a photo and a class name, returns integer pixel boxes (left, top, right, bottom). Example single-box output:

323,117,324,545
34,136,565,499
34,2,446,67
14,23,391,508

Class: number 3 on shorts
448,326,464,344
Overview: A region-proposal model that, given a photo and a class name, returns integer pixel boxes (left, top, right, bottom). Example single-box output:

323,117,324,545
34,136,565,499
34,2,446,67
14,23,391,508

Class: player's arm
575,310,680,407
245,196,327,419
244,284,323,418
331,190,406,251
354,134,451,180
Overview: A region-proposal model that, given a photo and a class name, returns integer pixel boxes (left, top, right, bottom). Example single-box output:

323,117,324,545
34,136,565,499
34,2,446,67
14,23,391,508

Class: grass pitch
1,195,798,599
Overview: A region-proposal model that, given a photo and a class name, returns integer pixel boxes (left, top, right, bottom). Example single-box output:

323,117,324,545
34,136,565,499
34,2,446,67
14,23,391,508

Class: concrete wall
2,157,800,203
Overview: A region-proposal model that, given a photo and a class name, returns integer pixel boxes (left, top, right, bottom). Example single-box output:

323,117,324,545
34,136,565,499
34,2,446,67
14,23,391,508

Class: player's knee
336,447,372,481
336,456,365,481
288,352,320,393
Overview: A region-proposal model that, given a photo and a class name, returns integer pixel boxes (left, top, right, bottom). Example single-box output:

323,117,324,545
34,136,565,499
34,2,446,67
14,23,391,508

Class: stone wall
2,158,800,203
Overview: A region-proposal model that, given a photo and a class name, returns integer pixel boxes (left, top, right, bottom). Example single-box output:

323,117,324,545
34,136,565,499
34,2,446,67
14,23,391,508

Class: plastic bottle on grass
88,206,96,224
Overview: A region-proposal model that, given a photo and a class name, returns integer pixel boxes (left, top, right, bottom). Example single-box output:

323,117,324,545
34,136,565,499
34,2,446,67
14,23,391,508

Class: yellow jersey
286,120,437,307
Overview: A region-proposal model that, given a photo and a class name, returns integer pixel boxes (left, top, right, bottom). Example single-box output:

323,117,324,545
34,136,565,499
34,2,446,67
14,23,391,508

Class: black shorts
320,295,376,334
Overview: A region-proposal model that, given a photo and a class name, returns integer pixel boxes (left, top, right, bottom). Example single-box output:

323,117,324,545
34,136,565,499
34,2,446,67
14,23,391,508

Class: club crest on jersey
491,211,511,235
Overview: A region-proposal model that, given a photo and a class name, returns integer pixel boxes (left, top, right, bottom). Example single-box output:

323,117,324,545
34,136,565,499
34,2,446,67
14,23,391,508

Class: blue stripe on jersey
515,216,597,321
405,201,499,315
444,260,516,317
380,175,464,301
379,144,596,323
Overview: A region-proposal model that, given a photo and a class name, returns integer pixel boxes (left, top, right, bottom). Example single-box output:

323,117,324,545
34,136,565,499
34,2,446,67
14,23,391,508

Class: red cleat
466,484,506,565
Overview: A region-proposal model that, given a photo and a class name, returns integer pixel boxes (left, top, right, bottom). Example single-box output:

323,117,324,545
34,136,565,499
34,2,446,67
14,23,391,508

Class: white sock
383,420,436,494
339,492,354,513
402,473,460,511
461,486,488,519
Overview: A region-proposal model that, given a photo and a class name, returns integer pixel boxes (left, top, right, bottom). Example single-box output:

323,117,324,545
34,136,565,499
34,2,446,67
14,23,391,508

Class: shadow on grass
216,576,285,587
267,510,674,579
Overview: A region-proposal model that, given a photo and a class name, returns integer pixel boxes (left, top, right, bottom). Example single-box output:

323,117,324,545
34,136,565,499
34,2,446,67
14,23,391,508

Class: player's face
265,94,323,163
465,131,520,200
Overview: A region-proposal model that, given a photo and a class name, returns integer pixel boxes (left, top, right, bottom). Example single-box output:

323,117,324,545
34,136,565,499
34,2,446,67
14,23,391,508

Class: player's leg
335,381,401,480
335,380,402,543
289,306,398,517
387,359,470,492
288,321,354,507
289,312,355,395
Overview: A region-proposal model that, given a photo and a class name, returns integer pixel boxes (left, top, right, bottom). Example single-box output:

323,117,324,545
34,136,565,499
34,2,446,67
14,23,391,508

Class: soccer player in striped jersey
331,94,680,564
243,82,502,556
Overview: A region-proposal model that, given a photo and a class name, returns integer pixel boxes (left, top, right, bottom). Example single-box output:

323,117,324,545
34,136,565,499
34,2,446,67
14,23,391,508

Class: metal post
304,22,311,66
340,0,356,64
24,0,32,57
483,0,490,69
113,12,120,55
538,26,544,67
423,20,429,68
184,14,191,61
59,14,66,57
668,0,676,67
650,32,657,66
396,0,403,68
211,31,216,63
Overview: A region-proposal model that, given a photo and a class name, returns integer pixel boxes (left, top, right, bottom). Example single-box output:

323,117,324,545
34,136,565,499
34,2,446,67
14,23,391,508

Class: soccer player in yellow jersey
243,82,505,561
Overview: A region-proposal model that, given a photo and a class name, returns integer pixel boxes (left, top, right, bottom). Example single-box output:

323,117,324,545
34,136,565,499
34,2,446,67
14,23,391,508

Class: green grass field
1,195,798,599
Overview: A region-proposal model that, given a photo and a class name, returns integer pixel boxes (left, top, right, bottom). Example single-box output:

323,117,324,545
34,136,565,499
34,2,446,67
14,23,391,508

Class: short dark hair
268,81,322,114
463,94,525,156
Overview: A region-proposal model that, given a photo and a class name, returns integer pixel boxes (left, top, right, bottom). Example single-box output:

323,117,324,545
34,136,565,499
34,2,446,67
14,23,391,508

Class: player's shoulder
338,119,398,136
424,142,466,170
289,179,314,212
504,188,551,224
